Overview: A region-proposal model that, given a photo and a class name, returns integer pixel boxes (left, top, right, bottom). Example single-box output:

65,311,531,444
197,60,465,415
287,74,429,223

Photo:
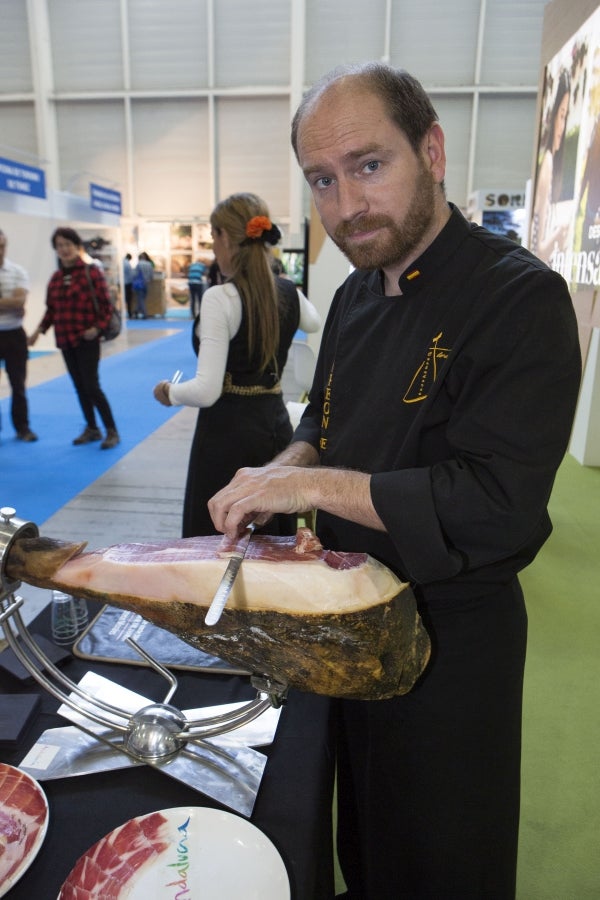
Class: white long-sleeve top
169,281,321,408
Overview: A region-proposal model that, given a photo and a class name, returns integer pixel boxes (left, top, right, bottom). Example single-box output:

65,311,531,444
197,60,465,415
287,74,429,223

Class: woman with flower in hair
153,192,320,537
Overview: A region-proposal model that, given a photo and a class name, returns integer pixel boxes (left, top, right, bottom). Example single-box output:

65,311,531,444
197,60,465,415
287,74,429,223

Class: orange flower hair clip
243,215,282,247
245,215,273,239
244,216,281,245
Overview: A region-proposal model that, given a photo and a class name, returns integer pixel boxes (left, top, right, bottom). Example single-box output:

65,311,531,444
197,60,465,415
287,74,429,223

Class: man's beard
332,162,436,271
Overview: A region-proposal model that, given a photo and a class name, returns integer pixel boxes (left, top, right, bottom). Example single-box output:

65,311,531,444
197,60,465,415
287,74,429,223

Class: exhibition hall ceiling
0,0,549,235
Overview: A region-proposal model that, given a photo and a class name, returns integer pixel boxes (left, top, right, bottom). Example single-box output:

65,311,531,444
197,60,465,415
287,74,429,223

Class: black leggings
62,339,117,431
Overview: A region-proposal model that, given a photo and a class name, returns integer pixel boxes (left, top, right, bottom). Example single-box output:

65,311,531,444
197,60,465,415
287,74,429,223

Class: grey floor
3,321,307,627
12,402,196,626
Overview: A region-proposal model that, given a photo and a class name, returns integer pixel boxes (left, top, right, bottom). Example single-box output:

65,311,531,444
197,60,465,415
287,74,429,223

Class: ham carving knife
205,522,255,626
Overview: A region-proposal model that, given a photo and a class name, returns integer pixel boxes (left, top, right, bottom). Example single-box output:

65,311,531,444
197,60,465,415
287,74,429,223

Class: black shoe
73,426,102,445
100,429,120,449
17,429,38,442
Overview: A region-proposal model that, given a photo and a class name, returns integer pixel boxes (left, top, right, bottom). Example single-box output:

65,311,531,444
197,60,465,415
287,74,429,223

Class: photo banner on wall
529,6,600,294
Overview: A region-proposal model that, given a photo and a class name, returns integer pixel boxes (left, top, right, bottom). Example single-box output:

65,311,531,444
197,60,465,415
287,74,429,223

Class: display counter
0,602,336,900
146,274,166,317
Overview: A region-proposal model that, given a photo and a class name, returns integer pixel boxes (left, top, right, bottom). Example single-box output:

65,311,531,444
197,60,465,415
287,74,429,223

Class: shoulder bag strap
84,264,100,317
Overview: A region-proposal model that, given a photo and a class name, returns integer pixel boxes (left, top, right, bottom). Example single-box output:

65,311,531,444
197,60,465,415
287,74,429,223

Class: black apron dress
182,278,299,538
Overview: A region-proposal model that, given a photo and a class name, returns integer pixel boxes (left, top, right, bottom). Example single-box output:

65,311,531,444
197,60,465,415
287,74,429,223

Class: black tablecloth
0,602,336,899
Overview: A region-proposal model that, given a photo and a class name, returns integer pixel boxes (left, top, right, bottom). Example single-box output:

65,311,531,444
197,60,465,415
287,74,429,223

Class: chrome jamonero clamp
0,506,39,594
0,506,288,815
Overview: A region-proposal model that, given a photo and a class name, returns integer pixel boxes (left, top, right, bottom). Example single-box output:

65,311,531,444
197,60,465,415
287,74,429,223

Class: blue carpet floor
1,321,194,524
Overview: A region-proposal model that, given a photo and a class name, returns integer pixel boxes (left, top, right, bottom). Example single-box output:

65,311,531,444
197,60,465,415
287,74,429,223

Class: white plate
58,806,290,899
0,762,49,898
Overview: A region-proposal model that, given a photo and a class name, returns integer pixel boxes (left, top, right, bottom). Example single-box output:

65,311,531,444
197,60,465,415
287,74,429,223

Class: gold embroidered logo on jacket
403,332,451,403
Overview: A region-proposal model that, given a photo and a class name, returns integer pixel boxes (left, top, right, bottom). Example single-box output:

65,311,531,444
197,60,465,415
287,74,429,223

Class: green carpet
334,453,600,897
518,453,600,898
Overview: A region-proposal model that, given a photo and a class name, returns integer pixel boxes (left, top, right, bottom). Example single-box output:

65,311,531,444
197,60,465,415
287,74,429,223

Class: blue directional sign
90,183,122,215
0,157,46,199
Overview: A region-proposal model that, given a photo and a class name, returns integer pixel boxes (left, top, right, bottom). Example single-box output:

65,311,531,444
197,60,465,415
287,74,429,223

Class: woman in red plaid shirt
29,227,120,449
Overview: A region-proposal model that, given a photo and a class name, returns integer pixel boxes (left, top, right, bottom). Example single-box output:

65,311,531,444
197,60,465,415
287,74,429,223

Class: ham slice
58,811,170,899
0,764,48,886
6,529,431,699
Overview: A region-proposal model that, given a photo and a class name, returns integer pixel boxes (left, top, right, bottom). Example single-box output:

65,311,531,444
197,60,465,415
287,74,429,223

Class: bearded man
209,63,581,899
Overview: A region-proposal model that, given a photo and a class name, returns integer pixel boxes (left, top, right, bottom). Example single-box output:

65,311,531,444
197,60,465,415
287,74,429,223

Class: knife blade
205,523,256,626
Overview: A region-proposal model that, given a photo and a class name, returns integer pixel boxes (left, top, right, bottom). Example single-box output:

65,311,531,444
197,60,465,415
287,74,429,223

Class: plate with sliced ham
57,806,290,899
0,762,49,897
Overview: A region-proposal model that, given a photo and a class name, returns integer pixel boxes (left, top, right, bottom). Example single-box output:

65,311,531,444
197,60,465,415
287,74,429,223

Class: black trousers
62,339,117,432
124,283,134,318
0,326,31,434
336,580,527,900
189,283,204,317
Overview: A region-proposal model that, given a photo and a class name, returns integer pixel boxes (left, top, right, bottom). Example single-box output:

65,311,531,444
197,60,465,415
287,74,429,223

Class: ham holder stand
0,507,288,817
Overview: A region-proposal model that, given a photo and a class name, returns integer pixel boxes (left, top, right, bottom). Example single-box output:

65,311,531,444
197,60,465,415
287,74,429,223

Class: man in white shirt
0,229,38,442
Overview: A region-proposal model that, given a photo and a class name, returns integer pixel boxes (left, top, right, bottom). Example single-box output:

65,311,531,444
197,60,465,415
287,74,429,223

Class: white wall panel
481,0,546,85
216,97,290,218
473,95,538,189
131,98,210,218
0,105,38,159
128,0,209,91
305,0,387,83
431,96,473,206
0,0,552,223
0,2,32,92
48,0,124,92
214,0,291,88
56,101,127,203
390,0,480,86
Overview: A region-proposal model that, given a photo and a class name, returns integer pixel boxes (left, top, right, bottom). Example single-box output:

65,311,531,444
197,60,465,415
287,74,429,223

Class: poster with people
529,6,600,294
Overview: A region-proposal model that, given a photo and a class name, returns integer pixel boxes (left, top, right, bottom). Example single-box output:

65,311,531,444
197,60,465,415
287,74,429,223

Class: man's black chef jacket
293,205,582,603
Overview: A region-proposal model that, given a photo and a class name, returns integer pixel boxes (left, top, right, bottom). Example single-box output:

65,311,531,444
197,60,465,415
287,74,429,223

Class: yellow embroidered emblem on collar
406,269,421,281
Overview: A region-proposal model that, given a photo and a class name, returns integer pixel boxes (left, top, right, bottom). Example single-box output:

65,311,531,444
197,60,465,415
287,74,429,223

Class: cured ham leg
5,529,431,700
